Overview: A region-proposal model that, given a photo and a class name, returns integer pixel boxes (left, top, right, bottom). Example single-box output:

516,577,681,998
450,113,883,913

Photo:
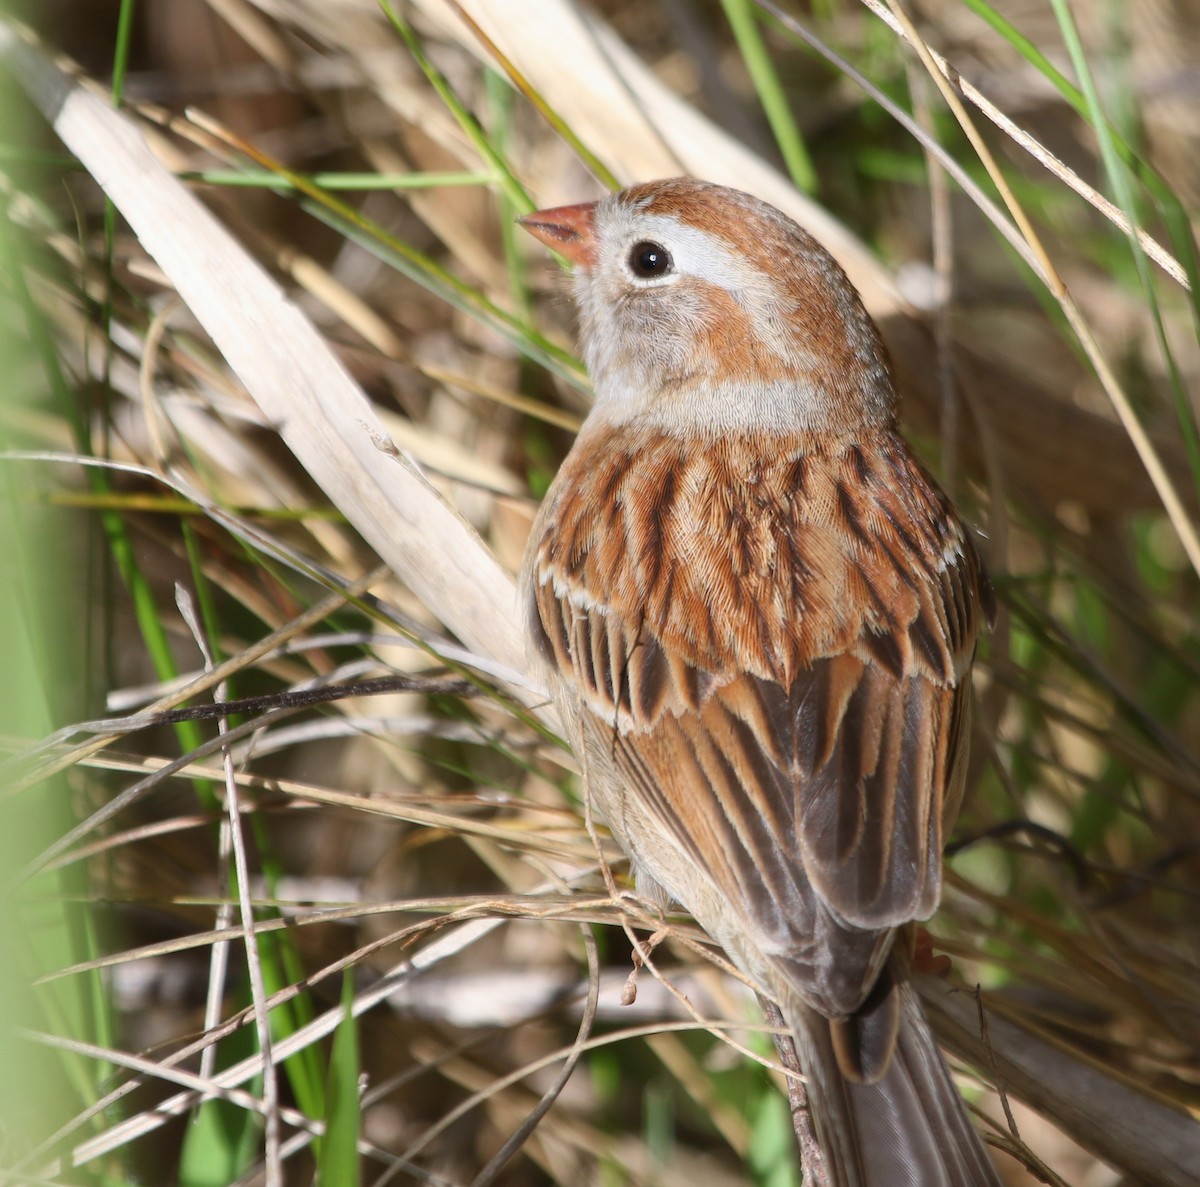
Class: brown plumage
520,178,999,1187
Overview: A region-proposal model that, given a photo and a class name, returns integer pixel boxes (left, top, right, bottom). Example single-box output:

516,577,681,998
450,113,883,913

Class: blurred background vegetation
1,0,1198,1184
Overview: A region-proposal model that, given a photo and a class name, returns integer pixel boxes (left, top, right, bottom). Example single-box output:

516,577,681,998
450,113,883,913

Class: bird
518,177,1000,1187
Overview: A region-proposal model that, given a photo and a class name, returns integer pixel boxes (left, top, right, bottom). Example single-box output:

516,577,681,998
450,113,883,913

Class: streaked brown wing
574,653,967,1016
792,653,970,927
526,425,986,1016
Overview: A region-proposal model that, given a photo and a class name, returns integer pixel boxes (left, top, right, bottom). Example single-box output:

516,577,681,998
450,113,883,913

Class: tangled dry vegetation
1,1,1198,1184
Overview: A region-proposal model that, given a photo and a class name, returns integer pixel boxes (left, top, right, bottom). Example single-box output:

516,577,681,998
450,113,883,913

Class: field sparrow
519,178,999,1187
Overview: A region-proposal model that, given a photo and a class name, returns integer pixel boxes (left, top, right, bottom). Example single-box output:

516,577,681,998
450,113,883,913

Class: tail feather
788,982,1001,1187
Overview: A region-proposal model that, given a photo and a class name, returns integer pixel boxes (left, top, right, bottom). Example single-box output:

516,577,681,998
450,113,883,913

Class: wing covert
525,424,986,1015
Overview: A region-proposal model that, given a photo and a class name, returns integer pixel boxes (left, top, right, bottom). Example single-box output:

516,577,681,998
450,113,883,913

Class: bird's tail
786,981,1001,1187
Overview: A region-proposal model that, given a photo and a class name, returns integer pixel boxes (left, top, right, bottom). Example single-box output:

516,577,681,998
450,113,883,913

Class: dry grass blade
856,0,1188,289
422,0,1200,524
876,0,1200,578
4,1,1198,1184
0,21,526,678
918,974,1200,1187
32,915,507,1173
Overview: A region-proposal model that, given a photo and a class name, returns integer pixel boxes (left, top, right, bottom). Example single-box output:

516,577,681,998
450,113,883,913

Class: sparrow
518,177,999,1187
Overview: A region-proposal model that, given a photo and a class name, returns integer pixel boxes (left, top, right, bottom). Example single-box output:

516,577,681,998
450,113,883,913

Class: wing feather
526,424,986,1017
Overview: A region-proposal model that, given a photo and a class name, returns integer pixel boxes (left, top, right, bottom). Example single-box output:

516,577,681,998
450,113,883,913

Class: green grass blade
721,0,816,192
302,198,586,390
186,114,586,391
179,996,264,1187
959,0,1200,330
430,0,621,190
257,906,327,1133
1047,0,1200,497
317,971,361,1187
379,0,534,214
0,167,216,829
0,457,112,1144
487,67,533,320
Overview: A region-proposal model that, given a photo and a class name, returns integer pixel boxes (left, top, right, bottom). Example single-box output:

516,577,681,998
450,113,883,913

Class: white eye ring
625,240,678,285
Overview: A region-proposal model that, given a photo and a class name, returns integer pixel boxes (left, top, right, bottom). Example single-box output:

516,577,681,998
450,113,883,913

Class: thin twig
875,0,1200,580
758,995,829,1186
177,585,282,1186
853,0,1188,289
468,925,600,1187
907,61,960,499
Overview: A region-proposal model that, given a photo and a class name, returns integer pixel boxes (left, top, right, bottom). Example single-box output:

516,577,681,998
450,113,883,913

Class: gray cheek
577,274,703,395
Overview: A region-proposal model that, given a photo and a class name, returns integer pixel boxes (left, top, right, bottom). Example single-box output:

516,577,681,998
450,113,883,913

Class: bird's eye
628,241,673,279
